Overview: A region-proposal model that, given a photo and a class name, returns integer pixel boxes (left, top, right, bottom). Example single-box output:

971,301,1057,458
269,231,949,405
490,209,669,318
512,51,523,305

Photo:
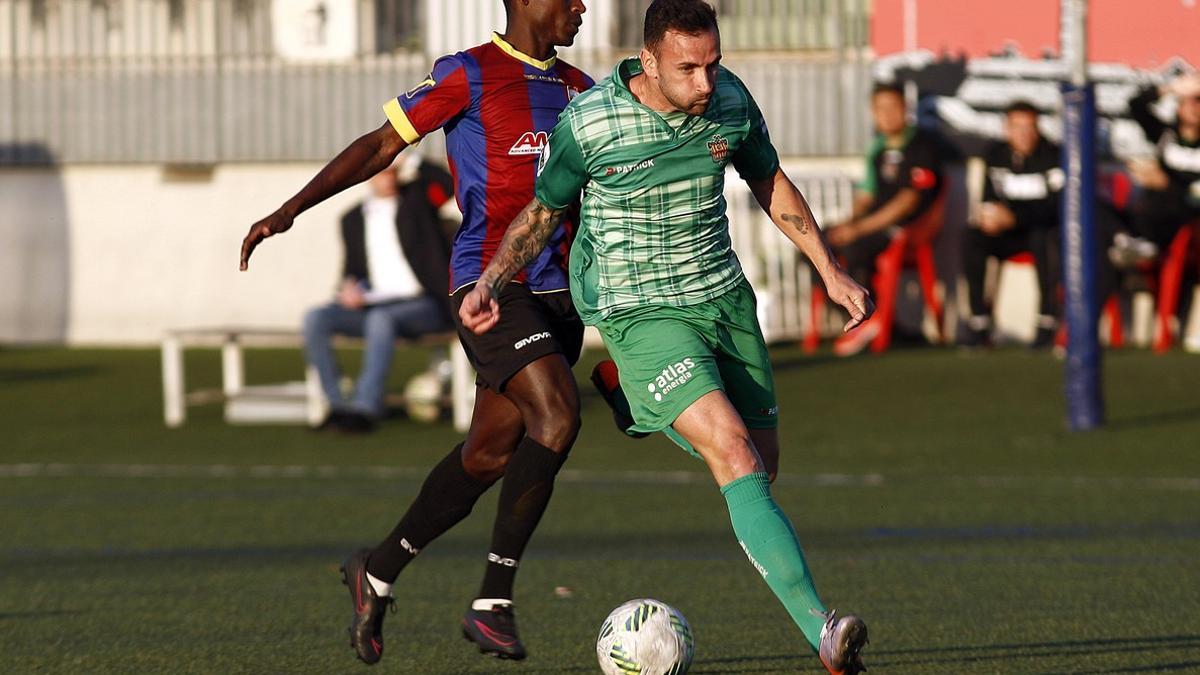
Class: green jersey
535,57,780,324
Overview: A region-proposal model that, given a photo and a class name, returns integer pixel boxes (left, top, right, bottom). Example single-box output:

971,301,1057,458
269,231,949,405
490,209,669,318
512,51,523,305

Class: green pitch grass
2,345,1199,674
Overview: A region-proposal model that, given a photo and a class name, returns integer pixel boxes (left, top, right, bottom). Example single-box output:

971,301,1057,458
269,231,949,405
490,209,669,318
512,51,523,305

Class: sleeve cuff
383,99,422,144
534,186,570,211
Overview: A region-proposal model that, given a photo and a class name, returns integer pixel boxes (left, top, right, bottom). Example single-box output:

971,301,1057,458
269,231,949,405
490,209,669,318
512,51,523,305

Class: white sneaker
1108,233,1159,269
1184,333,1200,354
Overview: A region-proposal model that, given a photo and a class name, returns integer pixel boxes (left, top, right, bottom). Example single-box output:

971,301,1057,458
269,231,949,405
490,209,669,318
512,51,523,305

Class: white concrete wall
423,0,615,61
2,163,364,345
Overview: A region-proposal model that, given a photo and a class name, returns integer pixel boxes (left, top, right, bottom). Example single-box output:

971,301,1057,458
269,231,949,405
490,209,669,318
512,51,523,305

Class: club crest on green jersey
707,134,729,163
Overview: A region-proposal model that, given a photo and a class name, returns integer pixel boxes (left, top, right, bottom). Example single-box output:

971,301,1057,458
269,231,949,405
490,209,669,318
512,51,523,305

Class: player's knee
526,409,581,452
710,431,761,479
460,441,513,482
524,409,581,452
519,389,580,451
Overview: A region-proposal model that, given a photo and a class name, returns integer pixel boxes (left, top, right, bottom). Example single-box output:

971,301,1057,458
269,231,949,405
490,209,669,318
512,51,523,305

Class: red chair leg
869,241,905,354
914,242,944,343
1154,227,1194,354
804,284,826,354
1104,295,1123,349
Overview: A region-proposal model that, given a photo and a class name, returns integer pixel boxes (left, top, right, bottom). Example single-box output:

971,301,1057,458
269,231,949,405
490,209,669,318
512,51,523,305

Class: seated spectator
304,153,456,432
962,101,1064,348
1111,73,1200,265
825,82,946,353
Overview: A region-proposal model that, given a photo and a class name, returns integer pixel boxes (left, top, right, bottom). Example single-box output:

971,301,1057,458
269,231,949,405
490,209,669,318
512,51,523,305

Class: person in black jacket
962,101,1065,348
1114,74,1200,263
825,83,947,355
303,154,456,431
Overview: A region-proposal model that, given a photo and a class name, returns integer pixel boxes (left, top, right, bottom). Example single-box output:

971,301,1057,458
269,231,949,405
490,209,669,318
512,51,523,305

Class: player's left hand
823,268,874,332
459,282,501,335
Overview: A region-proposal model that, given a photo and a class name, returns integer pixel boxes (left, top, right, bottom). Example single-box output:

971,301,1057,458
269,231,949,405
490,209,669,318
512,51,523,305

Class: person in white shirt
303,154,456,431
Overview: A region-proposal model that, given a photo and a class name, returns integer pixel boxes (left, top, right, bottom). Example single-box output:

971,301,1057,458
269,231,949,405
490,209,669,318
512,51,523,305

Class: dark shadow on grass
7,518,1200,572
0,366,100,384
689,653,799,673
871,634,1200,670
1103,406,1200,432
0,531,734,570
0,610,85,620
1058,662,1200,674
865,521,1200,546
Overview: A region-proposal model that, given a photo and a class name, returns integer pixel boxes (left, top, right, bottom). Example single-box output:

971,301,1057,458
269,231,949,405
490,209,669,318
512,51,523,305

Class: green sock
721,472,827,649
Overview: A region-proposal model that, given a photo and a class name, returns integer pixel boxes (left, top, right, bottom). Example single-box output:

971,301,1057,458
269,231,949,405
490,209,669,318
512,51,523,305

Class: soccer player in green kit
460,1,872,672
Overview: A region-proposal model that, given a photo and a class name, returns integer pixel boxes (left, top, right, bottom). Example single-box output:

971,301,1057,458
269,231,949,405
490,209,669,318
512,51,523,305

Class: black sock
366,444,496,583
478,437,568,601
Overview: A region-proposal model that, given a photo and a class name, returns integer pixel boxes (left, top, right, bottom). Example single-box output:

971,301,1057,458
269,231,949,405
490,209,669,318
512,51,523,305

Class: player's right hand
239,210,295,271
459,282,501,335
824,268,874,332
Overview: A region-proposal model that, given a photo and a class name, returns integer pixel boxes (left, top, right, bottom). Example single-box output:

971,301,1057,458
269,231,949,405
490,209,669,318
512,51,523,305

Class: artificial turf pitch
1,346,1198,674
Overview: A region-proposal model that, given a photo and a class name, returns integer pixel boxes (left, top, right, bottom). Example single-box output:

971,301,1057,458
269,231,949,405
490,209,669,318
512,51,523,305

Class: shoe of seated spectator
833,319,880,357
1030,325,1057,350
1185,333,1200,354
1108,233,1159,269
334,410,377,434
959,326,991,350
311,410,342,432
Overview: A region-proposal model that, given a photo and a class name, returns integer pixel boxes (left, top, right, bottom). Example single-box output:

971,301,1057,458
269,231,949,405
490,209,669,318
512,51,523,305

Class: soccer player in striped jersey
460,1,871,672
240,0,591,665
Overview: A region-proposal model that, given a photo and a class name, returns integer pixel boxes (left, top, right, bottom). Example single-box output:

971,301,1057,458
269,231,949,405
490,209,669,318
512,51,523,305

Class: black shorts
450,284,584,391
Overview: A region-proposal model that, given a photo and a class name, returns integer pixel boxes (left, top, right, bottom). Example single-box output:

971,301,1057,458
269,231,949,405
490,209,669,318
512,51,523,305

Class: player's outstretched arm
747,167,875,332
458,198,568,335
239,121,408,271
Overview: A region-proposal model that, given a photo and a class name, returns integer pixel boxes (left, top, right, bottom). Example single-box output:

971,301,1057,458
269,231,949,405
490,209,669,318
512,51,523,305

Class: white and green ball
596,598,694,675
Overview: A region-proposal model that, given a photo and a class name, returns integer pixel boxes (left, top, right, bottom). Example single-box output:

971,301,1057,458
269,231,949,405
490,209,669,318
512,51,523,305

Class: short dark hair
871,82,905,100
1005,100,1040,116
644,0,718,52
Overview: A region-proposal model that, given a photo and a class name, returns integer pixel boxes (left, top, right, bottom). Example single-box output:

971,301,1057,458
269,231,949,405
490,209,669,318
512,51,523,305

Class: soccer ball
596,599,694,675
402,372,443,422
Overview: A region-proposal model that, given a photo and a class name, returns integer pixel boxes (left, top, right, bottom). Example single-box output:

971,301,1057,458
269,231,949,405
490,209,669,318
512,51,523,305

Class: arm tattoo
781,212,812,236
479,200,567,292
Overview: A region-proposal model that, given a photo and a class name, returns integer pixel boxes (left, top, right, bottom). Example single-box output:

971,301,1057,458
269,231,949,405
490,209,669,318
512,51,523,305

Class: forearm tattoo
781,212,813,236
480,200,566,292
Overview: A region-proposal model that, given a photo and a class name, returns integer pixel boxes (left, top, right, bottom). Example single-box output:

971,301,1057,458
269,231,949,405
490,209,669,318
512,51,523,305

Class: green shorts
594,279,778,438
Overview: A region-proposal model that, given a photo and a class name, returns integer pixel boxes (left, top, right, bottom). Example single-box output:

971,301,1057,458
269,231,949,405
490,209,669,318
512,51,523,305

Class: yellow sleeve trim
383,99,422,144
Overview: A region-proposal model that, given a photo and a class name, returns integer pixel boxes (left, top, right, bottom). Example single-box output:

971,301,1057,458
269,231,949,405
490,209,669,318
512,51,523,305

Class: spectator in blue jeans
305,153,457,432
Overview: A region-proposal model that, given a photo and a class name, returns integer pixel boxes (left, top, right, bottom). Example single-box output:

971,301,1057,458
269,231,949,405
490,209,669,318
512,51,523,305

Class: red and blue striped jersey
383,33,593,293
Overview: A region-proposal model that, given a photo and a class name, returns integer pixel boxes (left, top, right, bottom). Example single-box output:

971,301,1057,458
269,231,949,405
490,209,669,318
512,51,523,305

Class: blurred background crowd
3,0,1198,429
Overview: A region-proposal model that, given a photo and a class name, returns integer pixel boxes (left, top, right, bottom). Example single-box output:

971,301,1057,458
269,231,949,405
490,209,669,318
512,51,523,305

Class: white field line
0,464,1198,491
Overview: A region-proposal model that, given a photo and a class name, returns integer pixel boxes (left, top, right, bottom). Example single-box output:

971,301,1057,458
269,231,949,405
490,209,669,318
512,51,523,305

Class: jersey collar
491,32,557,71
613,57,642,101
